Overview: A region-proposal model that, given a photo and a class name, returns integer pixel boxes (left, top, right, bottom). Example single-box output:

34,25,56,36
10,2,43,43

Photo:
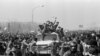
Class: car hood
36,40,53,45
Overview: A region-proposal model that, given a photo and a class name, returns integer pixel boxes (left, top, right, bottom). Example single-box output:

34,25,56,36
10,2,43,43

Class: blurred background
0,0,100,33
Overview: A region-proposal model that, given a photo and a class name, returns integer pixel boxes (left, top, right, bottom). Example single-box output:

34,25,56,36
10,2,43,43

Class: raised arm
53,17,57,25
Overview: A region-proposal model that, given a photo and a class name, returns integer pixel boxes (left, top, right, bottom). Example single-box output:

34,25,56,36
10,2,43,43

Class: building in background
0,22,39,33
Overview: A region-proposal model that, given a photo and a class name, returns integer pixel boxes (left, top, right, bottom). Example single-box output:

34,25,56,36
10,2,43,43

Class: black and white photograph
0,0,100,56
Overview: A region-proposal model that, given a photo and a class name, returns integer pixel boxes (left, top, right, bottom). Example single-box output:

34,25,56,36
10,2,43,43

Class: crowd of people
0,33,38,56
0,19,100,56
57,31,100,56
39,18,64,40
0,30,100,56
0,18,64,56
38,19,100,56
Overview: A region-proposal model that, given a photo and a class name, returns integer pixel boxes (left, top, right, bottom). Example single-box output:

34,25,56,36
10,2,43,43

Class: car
32,32,60,55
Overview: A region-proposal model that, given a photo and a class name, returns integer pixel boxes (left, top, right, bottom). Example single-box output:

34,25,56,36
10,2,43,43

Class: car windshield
37,34,57,41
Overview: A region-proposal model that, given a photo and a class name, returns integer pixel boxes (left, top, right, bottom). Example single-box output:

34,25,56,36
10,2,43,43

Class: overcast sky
0,0,100,30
